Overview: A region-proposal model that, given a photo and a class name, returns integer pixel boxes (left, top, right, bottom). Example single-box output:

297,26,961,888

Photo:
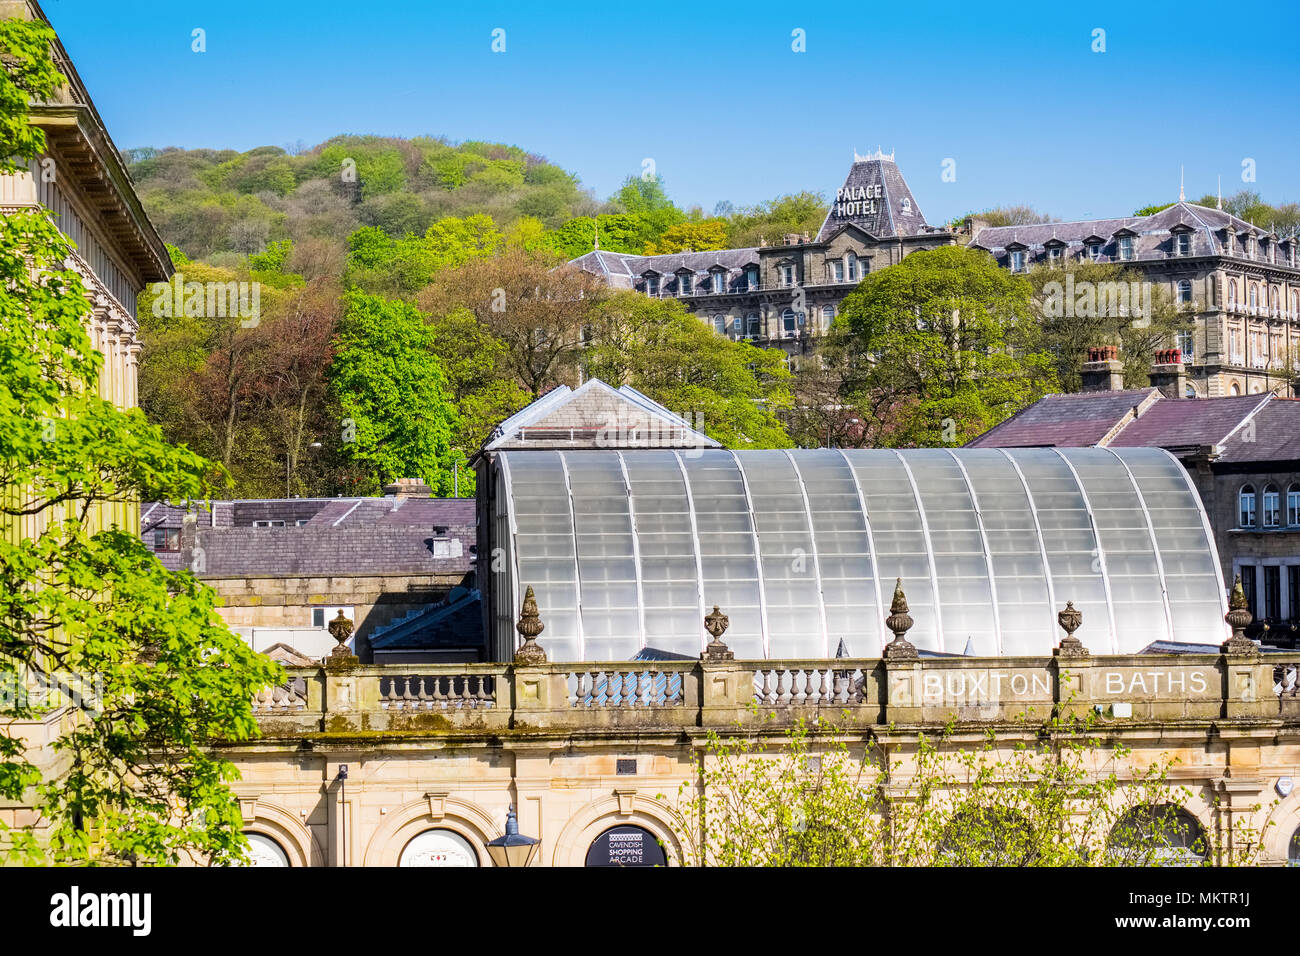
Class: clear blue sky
43,0,1300,223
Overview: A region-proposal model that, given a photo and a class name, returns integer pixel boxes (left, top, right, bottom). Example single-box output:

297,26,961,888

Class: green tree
1028,260,1195,392
344,215,503,298
665,710,1268,867
644,218,729,254
835,246,1056,446
724,191,828,247
0,17,281,865
328,292,460,494
611,174,685,249
584,293,794,448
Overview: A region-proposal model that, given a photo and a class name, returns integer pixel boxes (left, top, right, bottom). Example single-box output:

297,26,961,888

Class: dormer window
644,274,660,296
1117,236,1134,261
1047,246,1062,266
1175,233,1191,256
745,266,758,291
678,272,693,295
778,263,796,287
1009,250,1026,273
711,270,726,294
1087,241,1103,261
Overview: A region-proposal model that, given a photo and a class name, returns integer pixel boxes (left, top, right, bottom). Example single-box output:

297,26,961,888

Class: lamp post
486,805,539,868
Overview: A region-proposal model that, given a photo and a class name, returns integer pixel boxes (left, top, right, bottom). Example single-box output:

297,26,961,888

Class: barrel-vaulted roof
492,447,1228,661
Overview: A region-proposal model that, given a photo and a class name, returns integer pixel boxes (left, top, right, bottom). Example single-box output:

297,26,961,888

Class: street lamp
486,805,539,868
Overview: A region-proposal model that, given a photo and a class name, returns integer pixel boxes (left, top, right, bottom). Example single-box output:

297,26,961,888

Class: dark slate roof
568,246,762,289
970,389,1300,463
189,498,475,578
1110,394,1269,449
368,587,483,650
1215,397,1300,462
966,389,1159,448
816,152,932,241
971,202,1297,267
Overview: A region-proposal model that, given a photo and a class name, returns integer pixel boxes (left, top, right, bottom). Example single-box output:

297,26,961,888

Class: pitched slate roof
966,389,1160,447
970,389,1300,462
482,378,719,452
185,498,474,578
1109,394,1269,450
971,202,1293,266
816,152,933,241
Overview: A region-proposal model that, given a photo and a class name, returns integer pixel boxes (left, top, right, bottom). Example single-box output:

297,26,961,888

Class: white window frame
1240,485,1257,529
311,605,356,629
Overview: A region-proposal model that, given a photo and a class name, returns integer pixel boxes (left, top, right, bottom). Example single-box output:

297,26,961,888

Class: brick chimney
1080,345,1124,392
1149,348,1188,399
383,477,433,498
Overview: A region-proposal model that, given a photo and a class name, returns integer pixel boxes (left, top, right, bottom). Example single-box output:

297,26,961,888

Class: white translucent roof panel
496,447,1228,661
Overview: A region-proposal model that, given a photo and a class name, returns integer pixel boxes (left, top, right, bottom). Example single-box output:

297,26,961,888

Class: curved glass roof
495,447,1228,660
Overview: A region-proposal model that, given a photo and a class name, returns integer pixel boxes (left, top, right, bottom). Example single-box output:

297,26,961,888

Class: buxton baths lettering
920,669,1211,705
835,183,882,217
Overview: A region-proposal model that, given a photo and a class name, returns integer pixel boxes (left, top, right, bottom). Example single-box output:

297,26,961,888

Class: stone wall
221,644,1300,866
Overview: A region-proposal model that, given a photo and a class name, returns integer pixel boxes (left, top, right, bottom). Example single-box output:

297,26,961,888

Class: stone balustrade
252,649,1291,739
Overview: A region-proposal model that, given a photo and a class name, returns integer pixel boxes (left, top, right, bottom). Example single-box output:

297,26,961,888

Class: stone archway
550,794,687,867
362,795,498,867
240,801,322,867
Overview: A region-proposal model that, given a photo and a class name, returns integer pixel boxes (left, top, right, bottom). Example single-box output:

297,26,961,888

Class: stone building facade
144,491,476,660
223,600,1300,867
970,201,1300,399
569,151,956,361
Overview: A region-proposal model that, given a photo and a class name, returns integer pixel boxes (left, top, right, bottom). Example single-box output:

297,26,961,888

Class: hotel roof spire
1179,165,1185,203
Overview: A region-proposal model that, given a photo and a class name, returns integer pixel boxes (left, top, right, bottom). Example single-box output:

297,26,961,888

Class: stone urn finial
1222,573,1257,656
884,578,918,660
327,609,355,659
1055,601,1088,657
513,586,547,665
702,605,734,661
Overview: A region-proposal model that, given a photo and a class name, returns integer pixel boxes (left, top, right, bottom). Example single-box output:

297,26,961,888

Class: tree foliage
328,292,461,494
665,710,1268,867
584,293,793,448
834,246,1056,446
0,18,281,864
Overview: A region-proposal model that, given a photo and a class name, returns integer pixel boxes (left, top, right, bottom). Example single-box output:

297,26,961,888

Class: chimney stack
1149,348,1188,399
383,477,433,498
1080,345,1124,392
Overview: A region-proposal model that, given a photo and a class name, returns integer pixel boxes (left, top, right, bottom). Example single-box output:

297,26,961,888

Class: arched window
1249,285,1258,310
1176,280,1192,305
1292,291,1299,318
1288,484,1300,527
712,314,726,335
399,828,480,867
1264,484,1281,528
1184,383,1197,398
781,309,797,336
745,313,760,338
1231,382,1242,396
1289,826,1300,866
821,304,835,329
1240,484,1257,528
846,251,859,281
1271,286,1280,315
1107,805,1206,866
1227,278,1237,308
235,832,290,867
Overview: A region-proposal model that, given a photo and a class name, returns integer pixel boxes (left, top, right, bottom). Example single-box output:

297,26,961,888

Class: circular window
242,832,290,867
585,824,667,867
399,828,479,867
